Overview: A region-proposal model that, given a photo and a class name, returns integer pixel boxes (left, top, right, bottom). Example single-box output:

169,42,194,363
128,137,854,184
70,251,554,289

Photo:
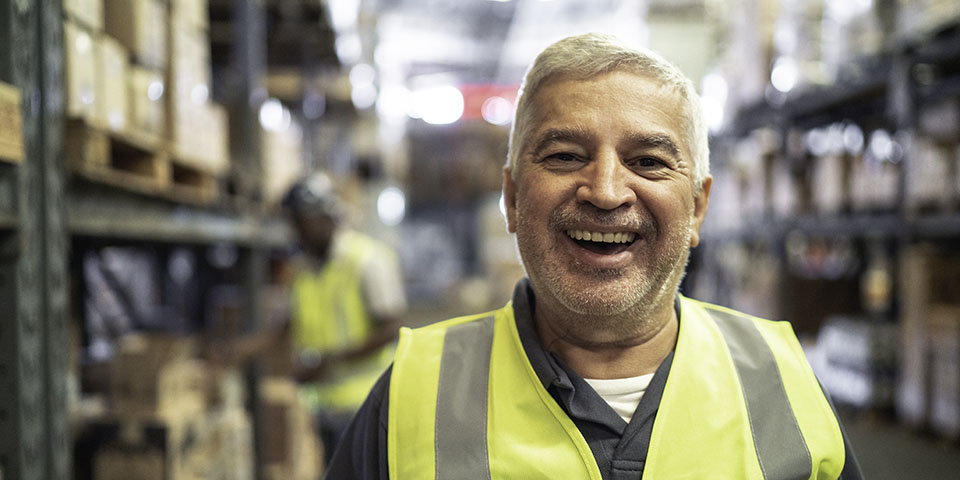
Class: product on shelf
104,0,168,70
928,305,960,440
64,0,104,31
259,377,324,480
812,316,898,409
898,246,960,428
65,19,98,122
94,34,129,133
0,82,24,163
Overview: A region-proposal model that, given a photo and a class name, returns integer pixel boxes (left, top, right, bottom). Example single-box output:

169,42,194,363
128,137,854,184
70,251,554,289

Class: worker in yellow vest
282,173,405,464
324,33,862,479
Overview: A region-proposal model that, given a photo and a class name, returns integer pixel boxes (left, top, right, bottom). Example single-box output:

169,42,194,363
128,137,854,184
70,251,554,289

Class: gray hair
506,33,710,192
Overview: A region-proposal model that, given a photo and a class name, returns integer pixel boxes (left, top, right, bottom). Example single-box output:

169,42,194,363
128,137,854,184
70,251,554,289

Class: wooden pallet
66,121,220,205
168,158,218,205
67,120,169,195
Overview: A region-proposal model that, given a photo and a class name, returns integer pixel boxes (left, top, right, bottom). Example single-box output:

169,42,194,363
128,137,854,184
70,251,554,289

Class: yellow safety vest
388,296,846,479
292,230,395,412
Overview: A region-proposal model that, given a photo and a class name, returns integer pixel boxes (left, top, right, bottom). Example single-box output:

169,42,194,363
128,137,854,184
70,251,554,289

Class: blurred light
350,63,376,87
328,0,360,31
701,72,728,133
377,187,406,226
827,0,873,22
76,30,92,52
190,84,209,105
259,98,291,132
377,85,411,122
337,34,363,65
771,57,799,93
868,129,894,161
411,85,464,125
303,93,326,120
843,123,864,155
499,192,507,218
147,80,164,101
352,83,378,110
481,96,513,125
806,128,829,156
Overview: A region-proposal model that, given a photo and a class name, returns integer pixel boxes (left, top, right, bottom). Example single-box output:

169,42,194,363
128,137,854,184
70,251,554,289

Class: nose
575,150,637,210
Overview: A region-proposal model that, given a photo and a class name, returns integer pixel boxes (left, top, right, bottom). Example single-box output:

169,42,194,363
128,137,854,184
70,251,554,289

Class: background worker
325,33,862,479
235,172,406,465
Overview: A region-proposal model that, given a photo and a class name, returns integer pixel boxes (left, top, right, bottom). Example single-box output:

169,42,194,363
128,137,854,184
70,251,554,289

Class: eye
628,157,663,169
546,152,581,163
538,152,586,170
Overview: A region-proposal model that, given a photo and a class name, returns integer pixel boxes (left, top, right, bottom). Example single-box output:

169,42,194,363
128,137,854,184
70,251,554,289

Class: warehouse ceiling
208,0,707,103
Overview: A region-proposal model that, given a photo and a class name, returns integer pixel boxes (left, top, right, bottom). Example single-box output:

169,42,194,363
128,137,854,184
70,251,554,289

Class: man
326,33,862,479
280,172,406,463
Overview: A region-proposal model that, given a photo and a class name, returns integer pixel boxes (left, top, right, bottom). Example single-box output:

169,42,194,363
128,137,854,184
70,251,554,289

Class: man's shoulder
680,295,787,327
407,308,503,336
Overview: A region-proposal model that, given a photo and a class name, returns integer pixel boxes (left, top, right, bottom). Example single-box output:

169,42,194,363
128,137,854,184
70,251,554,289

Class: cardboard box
64,0,104,30
172,0,208,31
110,334,206,422
104,0,168,69
94,34,128,132
166,22,211,160
928,306,960,439
259,377,322,480
905,135,956,212
65,20,98,121
0,82,24,163
127,66,166,138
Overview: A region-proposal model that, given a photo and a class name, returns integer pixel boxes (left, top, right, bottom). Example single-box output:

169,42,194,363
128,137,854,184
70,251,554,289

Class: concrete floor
840,409,960,479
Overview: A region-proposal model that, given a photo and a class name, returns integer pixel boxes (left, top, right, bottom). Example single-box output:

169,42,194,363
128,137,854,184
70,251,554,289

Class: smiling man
324,33,862,480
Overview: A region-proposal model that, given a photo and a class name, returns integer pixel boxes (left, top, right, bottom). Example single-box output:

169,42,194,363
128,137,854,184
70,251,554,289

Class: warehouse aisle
840,410,960,479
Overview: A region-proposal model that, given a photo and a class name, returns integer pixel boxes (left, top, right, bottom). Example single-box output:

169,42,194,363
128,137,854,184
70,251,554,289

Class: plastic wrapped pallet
905,134,957,212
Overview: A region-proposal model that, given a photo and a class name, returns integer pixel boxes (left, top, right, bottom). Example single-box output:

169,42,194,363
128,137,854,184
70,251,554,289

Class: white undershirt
584,373,655,424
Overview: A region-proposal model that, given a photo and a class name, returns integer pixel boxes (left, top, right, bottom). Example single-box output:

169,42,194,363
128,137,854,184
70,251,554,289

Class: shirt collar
510,278,682,392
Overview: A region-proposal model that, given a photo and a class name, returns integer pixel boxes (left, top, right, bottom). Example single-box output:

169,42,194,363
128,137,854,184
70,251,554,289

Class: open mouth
566,229,636,255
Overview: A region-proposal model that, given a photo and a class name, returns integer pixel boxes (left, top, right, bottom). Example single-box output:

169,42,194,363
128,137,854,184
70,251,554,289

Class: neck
535,299,678,379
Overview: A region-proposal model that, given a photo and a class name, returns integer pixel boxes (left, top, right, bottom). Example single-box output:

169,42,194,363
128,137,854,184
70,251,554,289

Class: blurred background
2,0,960,479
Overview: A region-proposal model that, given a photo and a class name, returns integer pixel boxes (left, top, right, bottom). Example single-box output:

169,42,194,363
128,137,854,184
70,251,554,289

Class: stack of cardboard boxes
88,333,255,480
63,0,228,200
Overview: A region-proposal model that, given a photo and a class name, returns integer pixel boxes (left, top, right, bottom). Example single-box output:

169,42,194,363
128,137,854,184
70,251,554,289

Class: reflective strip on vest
435,316,495,480
710,308,813,480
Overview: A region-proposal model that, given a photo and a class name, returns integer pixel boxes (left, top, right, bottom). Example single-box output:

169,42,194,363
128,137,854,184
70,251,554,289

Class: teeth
566,230,636,244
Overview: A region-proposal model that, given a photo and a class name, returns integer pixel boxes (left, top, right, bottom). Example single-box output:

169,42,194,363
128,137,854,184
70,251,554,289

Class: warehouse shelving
0,1,294,479
695,16,960,429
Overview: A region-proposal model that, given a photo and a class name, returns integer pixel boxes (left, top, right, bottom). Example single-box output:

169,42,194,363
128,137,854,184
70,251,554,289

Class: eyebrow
624,132,682,159
529,128,683,160
529,127,593,156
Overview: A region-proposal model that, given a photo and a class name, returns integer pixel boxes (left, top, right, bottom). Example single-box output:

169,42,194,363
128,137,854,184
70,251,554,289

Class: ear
502,165,518,233
689,176,712,248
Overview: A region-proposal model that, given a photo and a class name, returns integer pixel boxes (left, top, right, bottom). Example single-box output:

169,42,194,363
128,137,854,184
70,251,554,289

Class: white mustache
548,203,657,235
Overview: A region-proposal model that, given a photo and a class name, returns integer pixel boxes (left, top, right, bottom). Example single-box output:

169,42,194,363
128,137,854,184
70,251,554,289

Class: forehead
523,71,689,152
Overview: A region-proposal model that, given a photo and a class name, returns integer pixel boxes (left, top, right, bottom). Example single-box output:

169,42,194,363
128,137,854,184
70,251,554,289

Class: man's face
293,209,338,259
503,71,711,329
